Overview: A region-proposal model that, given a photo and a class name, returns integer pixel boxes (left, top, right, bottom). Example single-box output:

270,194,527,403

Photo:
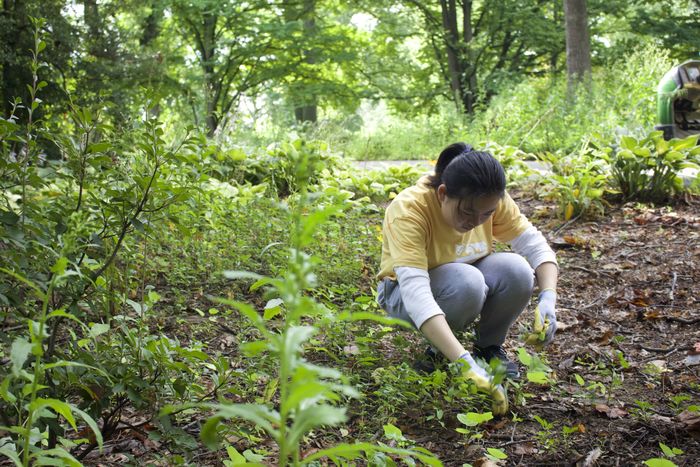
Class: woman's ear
437,184,446,203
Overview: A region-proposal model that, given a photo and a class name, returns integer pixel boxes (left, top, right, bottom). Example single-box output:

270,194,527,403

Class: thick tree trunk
295,105,317,123
298,3,318,124
2,0,15,118
83,0,104,57
440,0,463,111
461,0,476,114
2,0,29,119
201,11,219,136
84,0,98,36
140,2,164,117
286,0,318,124
564,0,591,86
140,3,163,47
439,0,475,114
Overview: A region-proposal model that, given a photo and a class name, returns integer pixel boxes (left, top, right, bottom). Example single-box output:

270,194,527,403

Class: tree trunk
440,0,463,112
83,0,103,57
298,2,318,124
141,2,164,117
2,0,15,118
286,0,318,124
2,0,29,119
295,105,317,123
564,0,591,87
461,0,476,114
439,0,475,114
140,3,163,47
201,11,219,136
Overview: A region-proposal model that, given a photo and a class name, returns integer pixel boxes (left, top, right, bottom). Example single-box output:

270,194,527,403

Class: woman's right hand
458,352,509,416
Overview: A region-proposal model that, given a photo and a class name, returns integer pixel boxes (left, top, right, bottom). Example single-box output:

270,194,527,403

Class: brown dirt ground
370,192,700,466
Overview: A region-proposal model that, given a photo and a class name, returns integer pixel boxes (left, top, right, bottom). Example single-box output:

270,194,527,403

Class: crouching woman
376,142,558,414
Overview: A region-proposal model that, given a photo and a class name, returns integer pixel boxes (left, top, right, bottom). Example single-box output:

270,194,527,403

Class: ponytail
431,142,473,183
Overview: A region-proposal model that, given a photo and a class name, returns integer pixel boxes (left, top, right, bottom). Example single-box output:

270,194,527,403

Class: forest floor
360,191,700,466
80,191,700,467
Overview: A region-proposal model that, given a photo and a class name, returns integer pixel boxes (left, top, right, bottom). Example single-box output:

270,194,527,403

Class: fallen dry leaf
608,407,629,419
643,310,662,320
649,414,673,424
556,316,579,331
596,329,615,345
677,410,700,434
473,458,501,467
513,443,538,456
631,297,651,308
594,403,628,419
563,235,594,248
633,211,700,227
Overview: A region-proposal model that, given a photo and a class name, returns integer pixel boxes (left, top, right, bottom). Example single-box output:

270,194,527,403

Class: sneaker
473,345,520,380
412,346,446,374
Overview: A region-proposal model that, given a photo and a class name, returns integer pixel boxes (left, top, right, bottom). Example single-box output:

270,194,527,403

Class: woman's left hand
536,289,557,345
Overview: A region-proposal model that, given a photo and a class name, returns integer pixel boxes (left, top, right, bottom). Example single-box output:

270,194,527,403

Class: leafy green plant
335,101,465,160
631,400,654,424
668,394,692,415
643,442,683,467
659,442,683,458
334,164,425,203
240,139,345,197
0,266,104,466
369,363,450,420
164,140,440,466
643,459,678,467
605,132,700,202
537,146,609,220
485,447,508,462
469,44,672,154
482,143,535,185
455,411,493,441
516,347,554,385
532,415,557,451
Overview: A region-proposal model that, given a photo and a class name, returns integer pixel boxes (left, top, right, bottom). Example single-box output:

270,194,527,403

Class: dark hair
426,142,506,199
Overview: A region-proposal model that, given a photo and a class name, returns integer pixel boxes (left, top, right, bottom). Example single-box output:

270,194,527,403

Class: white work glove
535,288,557,345
458,351,508,416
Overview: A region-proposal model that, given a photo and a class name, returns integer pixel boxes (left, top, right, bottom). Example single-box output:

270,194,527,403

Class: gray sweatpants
377,252,534,348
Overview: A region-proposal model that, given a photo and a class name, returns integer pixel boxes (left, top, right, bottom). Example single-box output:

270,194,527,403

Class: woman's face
437,184,501,233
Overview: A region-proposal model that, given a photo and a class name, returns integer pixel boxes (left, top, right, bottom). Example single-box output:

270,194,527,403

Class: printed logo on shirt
455,241,488,263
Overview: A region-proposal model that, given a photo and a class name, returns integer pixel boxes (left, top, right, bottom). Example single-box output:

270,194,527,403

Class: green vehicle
655,60,700,140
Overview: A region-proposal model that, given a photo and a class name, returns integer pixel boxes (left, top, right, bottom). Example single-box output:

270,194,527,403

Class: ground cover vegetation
2,1,700,466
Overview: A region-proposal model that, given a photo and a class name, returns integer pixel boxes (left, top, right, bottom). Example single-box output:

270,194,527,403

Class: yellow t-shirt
378,176,531,280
